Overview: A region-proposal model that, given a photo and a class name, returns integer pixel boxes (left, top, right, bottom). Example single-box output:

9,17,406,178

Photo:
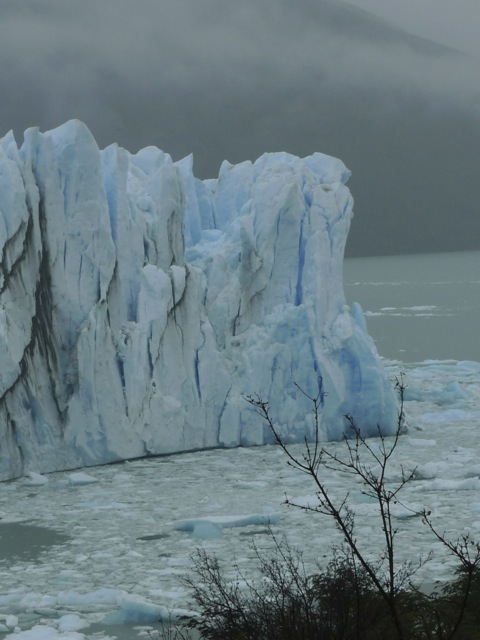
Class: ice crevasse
0,119,397,480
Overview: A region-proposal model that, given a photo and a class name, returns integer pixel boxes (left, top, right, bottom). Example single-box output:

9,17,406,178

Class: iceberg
0,120,397,480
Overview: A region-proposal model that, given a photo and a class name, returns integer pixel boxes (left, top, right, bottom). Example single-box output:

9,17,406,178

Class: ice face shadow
0,522,70,564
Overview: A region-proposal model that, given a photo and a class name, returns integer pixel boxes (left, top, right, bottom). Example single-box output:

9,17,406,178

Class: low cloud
0,0,479,255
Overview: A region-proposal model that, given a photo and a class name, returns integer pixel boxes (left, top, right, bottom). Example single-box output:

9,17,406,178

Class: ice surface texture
0,120,397,479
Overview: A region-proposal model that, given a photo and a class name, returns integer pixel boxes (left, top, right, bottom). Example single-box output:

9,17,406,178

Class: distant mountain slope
0,0,478,256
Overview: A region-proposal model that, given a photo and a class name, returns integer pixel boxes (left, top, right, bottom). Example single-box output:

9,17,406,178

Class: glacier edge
0,119,397,480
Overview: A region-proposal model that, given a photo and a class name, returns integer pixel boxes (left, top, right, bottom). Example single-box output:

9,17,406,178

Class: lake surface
2,360,480,638
0,250,479,640
0,522,70,564
344,250,480,363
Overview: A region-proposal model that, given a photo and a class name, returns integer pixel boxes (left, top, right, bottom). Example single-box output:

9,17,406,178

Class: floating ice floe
102,595,196,624
67,473,99,486
24,472,49,486
429,477,480,491
173,512,281,537
5,627,84,640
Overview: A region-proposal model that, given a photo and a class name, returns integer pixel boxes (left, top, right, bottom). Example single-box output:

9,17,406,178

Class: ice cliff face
0,120,397,480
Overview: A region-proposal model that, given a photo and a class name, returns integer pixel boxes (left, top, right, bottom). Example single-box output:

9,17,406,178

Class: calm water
343,251,480,363
0,522,69,564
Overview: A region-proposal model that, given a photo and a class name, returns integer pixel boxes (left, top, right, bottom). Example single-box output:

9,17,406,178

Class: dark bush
169,377,480,639
184,542,392,640
180,542,480,640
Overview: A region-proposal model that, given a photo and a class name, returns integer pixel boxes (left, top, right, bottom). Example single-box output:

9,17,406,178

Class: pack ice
0,120,397,480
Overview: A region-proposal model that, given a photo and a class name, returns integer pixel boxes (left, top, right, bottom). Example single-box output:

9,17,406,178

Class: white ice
173,513,281,539
0,119,397,480
66,474,99,487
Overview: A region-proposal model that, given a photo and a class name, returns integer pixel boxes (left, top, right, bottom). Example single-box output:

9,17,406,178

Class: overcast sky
345,0,480,57
0,0,479,256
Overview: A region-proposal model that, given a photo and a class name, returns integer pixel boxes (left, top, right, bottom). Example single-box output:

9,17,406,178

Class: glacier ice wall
0,120,397,480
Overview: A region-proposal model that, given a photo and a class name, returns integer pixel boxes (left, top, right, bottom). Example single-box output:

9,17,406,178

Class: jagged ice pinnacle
0,120,397,480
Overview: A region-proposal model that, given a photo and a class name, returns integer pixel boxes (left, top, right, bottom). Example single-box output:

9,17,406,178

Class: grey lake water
2,253,478,563
344,250,480,363
1,250,479,640
0,522,69,564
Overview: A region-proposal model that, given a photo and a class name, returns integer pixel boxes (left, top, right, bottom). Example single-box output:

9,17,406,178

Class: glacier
0,119,397,480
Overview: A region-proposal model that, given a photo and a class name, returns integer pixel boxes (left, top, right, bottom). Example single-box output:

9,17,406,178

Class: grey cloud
0,0,479,256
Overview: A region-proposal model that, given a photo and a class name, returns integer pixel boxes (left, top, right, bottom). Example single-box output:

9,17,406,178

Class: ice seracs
0,120,397,480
